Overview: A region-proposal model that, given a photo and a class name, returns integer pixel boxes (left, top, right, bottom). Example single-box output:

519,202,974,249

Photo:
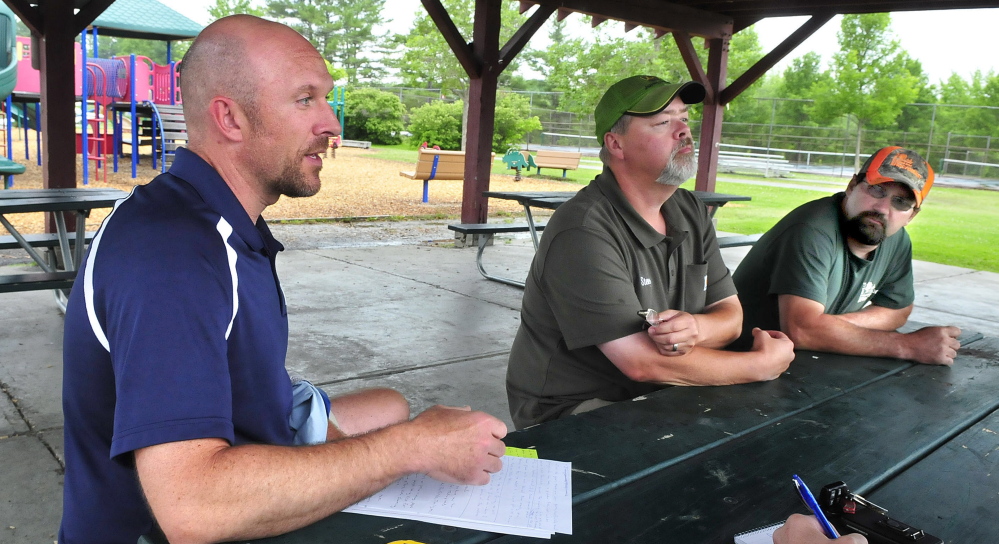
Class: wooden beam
73,0,117,34
591,16,607,27
421,0,479,78
721,13,834,104
694,36,729,193
4,0,41,34
462,0,502,224
523,0,732,39
499,5,556,72
624,22,638,33
39,0,78,231
518,0,533,14
673,31,709,101
555,8,572,21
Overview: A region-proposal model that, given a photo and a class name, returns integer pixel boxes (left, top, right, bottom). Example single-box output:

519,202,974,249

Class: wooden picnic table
239,326,997,544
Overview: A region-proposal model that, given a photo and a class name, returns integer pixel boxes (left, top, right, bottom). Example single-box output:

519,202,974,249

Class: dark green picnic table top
247,327,998,544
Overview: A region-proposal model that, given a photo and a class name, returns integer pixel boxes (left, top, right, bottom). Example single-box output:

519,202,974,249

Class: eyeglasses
861,182,916,212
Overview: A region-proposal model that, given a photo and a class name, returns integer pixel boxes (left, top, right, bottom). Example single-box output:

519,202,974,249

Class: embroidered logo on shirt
858,281,878,304
640,276,652,286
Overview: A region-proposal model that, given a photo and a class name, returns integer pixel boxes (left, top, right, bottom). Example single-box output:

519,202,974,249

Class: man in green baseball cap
594,75,706,143
506,75,794,430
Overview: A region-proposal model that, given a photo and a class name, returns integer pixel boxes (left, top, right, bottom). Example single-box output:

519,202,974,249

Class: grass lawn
709,180,999,273
366,145,999,273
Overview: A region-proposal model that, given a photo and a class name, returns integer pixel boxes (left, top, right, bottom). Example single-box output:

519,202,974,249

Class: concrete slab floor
1,220,997,538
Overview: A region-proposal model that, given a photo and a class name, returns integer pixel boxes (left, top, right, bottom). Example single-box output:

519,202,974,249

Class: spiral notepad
734,521,784,544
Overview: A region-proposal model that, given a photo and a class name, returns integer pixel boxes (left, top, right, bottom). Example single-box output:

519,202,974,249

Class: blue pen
792,474,841,539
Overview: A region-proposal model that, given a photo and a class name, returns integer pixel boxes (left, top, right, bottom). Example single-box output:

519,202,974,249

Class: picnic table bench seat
0,231,96,251
0,270,76,293
532,150,581,177
447,222,546,288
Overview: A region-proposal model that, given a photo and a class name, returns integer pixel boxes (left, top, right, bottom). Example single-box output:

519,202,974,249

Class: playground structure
5,33,186,183
0,3,25,188
4,32,347,184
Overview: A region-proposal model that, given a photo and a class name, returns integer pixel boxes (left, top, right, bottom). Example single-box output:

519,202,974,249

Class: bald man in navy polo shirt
60,15,506,544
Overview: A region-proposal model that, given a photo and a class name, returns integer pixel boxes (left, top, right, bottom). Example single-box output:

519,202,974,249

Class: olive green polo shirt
505,167,737,429
732,193,915,347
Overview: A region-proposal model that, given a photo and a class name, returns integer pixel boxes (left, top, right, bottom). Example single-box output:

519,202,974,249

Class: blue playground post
328,86,345,130
34,103,40,165
5,95,12,161
81,29,89,185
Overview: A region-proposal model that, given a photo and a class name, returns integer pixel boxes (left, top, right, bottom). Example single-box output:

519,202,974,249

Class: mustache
668,137,696,161
307,137,333,155
856,210,887,226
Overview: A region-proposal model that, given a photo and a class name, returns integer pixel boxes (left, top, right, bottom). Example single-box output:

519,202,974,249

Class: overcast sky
167,0,998,85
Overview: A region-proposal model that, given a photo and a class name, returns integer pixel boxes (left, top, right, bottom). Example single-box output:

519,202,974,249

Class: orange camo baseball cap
858,146,935,207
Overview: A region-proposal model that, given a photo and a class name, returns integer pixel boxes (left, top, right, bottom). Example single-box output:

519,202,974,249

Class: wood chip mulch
3,145,583,235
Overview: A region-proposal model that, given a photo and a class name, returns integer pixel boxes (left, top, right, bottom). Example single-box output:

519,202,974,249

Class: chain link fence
374,87,999,181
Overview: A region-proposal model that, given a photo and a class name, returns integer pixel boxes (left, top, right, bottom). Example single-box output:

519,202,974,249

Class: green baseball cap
594,75,706,142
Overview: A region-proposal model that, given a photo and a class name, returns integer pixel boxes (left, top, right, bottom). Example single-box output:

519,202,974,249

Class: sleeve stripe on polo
215,217,239,340
84,190,134,353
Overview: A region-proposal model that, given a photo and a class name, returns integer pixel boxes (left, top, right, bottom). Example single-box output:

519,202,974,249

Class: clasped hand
646,309,699,356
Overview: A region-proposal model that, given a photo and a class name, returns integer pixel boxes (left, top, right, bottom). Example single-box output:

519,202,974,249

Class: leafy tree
406,100,464,150
492,93,542,152
266,0,389,84
392,0,529,99
343,88,406,144
406,94,542,152
714,27,774,126
808,14,921,166
208,0,264,20
535,26,687,116
92,36,189,64
896,57,935,134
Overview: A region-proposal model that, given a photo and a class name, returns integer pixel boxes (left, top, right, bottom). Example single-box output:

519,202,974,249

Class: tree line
30,1,999,161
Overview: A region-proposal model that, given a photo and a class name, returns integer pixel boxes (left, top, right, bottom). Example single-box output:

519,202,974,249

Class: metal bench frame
447,223,546,288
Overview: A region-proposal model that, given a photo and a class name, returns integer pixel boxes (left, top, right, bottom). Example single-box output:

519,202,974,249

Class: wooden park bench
447,222,546,288
399,148,493,203
340,139,371,149
532,150,581,177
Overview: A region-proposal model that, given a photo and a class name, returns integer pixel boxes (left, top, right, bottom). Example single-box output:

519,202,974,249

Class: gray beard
655,145,697,186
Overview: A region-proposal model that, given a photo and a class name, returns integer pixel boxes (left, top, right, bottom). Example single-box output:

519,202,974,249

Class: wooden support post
695,35,729,193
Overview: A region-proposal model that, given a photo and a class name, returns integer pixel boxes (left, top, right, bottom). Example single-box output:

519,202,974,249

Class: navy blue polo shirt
60,148,297,544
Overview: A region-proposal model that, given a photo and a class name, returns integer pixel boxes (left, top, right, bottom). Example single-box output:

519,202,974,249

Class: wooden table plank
488,337,999,543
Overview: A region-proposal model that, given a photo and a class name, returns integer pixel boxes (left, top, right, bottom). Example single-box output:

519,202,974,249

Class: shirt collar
168,148,282,255
592,166,686,249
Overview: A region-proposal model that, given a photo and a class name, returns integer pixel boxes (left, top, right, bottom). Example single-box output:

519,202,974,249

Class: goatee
845,211,887,245
655,138,697,186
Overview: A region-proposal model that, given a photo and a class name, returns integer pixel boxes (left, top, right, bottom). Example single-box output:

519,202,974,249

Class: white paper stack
344,455,573,538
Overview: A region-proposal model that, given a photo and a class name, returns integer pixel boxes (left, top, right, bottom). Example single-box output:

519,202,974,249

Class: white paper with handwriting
344,455,572,538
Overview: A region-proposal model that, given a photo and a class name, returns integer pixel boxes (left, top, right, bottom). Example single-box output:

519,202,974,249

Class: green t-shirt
505,168,737,429
732,193,915,346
